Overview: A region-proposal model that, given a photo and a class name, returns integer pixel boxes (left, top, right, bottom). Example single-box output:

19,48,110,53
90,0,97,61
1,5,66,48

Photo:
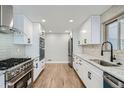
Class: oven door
40,37,45,48
7,70,33,88
39,48,44,61
39,37,45,61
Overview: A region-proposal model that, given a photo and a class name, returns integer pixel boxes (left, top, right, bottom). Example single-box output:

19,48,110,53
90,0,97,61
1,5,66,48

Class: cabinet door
81,18,91,44
73,56,77,71
78,16,100,45
24,17,33,44
77,62,84,81
75,57,80,73
14,15,33,44
25,23,40,58
14,15,25,44
78,58,87,82
73,61,77,71
86,69,103,88
91,16,100,44
0,74,5,88
39,59,45,73
33,59,39,81
82,61,103,88
41,59,46,69
82,64,89,87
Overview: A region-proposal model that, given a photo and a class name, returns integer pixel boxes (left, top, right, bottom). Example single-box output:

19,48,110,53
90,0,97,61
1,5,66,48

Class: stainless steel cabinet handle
36,63,38,68
35,59,38,61
79,63,82,65
88,71,91,80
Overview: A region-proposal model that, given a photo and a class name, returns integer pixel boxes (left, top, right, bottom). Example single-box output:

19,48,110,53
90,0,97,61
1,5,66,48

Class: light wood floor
33,63,85,88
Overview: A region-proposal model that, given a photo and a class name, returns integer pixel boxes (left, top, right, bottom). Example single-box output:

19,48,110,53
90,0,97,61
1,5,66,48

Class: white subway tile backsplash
0,33,25,60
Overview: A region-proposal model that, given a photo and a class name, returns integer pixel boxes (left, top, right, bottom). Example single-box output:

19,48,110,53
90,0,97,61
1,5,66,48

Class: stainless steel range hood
0,5,16,34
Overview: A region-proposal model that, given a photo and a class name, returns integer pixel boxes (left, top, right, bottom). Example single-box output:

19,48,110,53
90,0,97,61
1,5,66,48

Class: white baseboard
46,61,69,64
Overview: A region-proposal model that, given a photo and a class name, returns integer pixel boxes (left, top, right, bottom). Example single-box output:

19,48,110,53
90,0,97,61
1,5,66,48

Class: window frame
103,13,124,50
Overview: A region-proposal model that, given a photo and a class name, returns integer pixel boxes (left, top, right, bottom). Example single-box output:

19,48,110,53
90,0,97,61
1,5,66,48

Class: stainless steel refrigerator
68,38,73,67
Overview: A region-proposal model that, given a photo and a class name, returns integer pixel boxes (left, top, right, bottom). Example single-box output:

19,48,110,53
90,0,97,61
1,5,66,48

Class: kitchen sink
89,59,120,67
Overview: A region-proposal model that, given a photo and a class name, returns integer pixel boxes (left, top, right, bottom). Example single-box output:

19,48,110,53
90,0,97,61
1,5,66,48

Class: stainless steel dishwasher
104,72,124,88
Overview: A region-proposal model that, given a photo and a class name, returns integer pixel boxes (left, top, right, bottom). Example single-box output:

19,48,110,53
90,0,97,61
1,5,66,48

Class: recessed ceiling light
65,30,70,33
42,30,45,33
49,30,52,32
42,19,46,23
82,30,87,33
69,19,74,23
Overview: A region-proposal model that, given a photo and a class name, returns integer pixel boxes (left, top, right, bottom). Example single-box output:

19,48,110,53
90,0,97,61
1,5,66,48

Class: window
120,18,124,50
105,14,124,50
106,21,118,50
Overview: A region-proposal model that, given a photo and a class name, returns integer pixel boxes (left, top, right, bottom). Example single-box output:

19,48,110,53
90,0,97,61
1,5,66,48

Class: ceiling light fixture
65,30,70,33
49,30,52,32
42,30,45,32
42,19,46,23
82,30,87,33
69,19,74,23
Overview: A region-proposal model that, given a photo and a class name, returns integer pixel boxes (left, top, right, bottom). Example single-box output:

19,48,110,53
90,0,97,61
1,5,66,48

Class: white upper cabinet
25,23,41,58
78,16,100,45
13,15,33,44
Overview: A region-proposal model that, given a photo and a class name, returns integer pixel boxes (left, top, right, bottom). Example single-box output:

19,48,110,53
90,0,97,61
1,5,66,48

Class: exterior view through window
105,15,124,50
106,21,118,50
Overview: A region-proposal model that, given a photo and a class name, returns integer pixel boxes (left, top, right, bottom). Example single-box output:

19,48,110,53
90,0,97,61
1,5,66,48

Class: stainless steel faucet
101,41,116,62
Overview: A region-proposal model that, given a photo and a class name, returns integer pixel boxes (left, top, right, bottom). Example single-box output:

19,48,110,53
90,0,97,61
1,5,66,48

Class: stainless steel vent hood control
0,5,16,33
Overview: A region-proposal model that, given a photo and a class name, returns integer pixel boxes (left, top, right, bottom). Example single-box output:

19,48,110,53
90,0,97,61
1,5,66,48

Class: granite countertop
74,53,124,82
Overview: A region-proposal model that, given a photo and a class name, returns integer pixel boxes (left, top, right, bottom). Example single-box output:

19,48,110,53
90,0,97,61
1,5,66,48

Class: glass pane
107,21,118,50
120,18,124,50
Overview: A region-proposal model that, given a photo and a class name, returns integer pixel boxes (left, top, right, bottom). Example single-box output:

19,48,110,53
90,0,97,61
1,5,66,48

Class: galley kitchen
1,5,124,88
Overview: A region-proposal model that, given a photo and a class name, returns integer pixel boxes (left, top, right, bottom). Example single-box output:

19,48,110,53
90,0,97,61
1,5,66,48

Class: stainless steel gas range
0,58,33,88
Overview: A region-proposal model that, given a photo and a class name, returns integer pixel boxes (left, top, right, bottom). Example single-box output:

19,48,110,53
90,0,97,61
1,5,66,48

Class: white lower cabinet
41,59,46,70
73,56,78,72
77,62,84,81
0,74,5,88
73,56,84,81
83,64,103,88
73,55,103,88
33,58,39,81
39,59,46,72
86,67,103,88
33,58,46,82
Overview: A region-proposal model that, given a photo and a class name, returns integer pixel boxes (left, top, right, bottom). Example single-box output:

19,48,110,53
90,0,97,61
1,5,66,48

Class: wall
101,5,124,23
45,33,69,63
0,33,25,60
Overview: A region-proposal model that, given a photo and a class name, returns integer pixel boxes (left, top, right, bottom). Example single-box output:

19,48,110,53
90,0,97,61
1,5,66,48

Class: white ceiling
13,5,111,33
